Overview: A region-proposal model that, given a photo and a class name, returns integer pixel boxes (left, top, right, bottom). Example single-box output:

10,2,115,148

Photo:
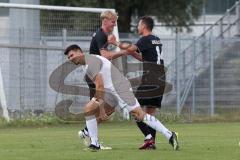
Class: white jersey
85,54,139,111
95,55,114,89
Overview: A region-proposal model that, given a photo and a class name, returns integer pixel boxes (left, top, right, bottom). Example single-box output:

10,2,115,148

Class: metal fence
164,1,240,119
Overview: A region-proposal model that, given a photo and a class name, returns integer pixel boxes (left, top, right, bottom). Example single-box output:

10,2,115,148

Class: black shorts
138,97,163,108
136,65,166,108
137,85,163,108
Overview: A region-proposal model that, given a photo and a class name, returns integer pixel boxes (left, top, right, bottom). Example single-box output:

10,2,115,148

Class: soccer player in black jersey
79,10,128,149
134,16,164,150
108,16,179,150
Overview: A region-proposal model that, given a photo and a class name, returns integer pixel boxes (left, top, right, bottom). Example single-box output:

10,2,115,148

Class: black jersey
136,35,163,64
136,35,165,107
89,28,108,55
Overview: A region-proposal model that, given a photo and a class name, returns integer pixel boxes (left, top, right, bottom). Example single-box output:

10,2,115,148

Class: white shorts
104,86,140,112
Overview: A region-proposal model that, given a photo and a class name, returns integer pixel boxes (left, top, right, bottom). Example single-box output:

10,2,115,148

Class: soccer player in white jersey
64,44,179,151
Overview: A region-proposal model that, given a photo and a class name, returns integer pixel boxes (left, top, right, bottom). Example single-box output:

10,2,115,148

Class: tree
112,0,203,32
41,0,203,33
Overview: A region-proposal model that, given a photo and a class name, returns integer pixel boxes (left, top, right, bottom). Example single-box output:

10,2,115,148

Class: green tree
41,0,203,33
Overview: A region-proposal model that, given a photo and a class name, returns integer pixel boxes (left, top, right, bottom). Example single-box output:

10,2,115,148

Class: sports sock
85,116,99,147
145,134,152,140
143,114,172,140
149,126,156,140
83,127,89,136
136,121,151,137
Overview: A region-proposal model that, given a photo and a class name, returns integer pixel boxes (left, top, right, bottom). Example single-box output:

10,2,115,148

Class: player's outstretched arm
128,51,142,61
108,34,142,61
100,49,127,60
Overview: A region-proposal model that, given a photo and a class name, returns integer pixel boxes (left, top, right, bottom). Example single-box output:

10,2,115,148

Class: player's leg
136,106,157,149
112,80,179,150
79,102,114,149
79,75,95,144
136,96,162,149
145,107,157,139
141,96,163,141
130,107,179,150
83,98,101,151
79,76,114,149
79,103,114,145
137,67,166,146
143,97,163,138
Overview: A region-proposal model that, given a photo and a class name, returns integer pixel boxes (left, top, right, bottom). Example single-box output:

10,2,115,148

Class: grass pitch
0,122,239,160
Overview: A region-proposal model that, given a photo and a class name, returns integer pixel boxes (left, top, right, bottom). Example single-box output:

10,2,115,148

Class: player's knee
84,99,99,116
130,107,146,121
84,105,95,116
145,107,156,115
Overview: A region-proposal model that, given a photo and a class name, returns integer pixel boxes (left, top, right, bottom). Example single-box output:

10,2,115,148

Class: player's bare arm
100,49,127,60
94,73,109,121
108,34,142,61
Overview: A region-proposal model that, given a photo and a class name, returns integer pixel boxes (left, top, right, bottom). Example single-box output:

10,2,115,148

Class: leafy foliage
41,0,203,32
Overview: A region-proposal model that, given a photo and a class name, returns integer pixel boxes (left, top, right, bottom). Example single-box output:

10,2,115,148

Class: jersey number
156,46,162,64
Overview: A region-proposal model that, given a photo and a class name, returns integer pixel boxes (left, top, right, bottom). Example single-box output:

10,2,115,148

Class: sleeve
95,32,108,50
86,56,102,81
135,37,149,53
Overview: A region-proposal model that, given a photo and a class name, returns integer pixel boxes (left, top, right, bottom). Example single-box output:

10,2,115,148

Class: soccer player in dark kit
108,16,179,150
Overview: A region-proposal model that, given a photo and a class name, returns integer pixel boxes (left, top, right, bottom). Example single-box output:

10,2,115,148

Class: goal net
0,2,123,120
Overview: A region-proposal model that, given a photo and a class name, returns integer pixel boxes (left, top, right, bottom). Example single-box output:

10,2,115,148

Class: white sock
143,114,172,140
145,134,152,140
83,128,89,136
85,116,99,147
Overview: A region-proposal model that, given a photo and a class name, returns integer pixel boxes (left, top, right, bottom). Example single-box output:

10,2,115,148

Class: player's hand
99,107,109,121
108,34,117,45
99,111,109,121
97,99,109,121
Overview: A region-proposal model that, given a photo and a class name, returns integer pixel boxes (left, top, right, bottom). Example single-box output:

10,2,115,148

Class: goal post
0,66,9,122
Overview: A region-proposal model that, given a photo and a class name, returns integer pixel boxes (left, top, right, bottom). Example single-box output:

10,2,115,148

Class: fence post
219,18,223,38
192,38,196,115
182,51,186,83
236,1,240,36
62,29,67,48
19,27,25,118
175,29,181,115
209,30,215,116
61,29,67,102
227,9,231,37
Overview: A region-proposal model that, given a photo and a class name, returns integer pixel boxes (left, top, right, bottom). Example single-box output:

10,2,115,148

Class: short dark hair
139,16,154,31
64,44,83,55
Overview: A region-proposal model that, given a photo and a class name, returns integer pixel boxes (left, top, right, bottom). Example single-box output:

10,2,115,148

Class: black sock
148,126,156,140
136,121,151,137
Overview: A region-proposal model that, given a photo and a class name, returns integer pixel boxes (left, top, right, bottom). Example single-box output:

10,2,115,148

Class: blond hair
100,10,118,20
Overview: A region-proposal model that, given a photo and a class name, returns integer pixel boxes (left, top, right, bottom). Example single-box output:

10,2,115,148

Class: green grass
0,122,240,160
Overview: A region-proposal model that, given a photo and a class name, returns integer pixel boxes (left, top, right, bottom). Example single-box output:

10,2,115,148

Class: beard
72,57,81,65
